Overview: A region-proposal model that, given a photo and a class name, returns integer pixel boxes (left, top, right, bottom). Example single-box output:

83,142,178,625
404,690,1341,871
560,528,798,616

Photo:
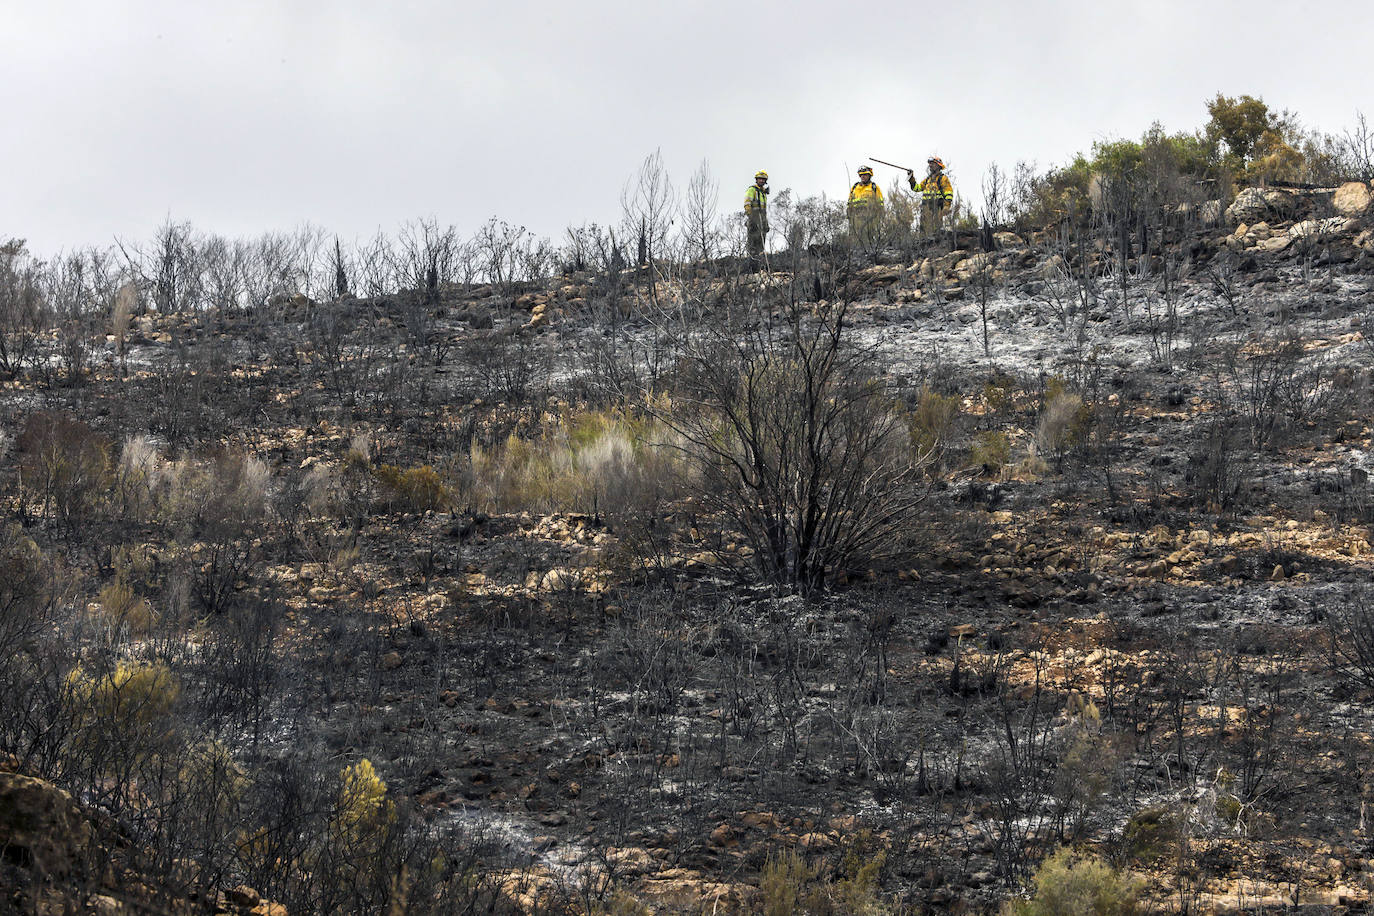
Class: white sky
4,0,1371,256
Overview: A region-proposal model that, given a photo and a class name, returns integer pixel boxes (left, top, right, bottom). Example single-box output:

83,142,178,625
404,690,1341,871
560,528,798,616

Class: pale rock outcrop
0,771,92,877
1333,181,1372,218
1289,216,1361,242
1226,187,1297,224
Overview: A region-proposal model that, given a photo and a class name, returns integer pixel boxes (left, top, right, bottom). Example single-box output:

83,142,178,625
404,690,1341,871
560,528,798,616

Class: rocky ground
4,181,1374,913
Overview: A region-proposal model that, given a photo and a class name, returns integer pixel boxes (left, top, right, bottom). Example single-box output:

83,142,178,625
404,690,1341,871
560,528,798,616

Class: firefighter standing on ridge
847,165,884,244
744,170,769,268
908,157,954,233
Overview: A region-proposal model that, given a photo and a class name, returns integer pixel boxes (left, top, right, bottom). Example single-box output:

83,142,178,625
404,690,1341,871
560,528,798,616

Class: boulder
1289,217,1360,241
954,253,995,282
604,846,657,875
709,823,738,847
930,250,967,277
857,264,902,284
1333,181,1372,218
1177,199,1224,225
1226,187,1297,224
1197,199,1224,224
540,567,580,591
0,772,92,877
226,886,262,907
1040,253,1067,280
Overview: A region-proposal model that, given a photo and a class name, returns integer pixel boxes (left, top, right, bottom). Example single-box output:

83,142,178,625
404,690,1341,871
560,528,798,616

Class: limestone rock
800,831,836,850
227,886,262,907
709,823,737,847
0,771,92,878
91,896,125,916
1226,187,1297,224
605,846,657,875
857,264,902,284
1333,181,1372,218
954,253,995,282
1289,216,1359,241
540,567,580,591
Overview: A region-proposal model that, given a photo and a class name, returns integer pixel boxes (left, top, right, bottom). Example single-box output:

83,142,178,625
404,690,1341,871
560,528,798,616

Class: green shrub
1004,848,1143,916
759,846,891,916
67,660,180,727
1036,390,1089,468
983,372,1018,418
97,576,156,636
333,758,395,847
760,850,824,916
374,463,452,513
0,525,49,621
1215,793,1243,827
1005,93,1347,232
66,661,182,771
1122,804,1180,863
971,430,1011,473
911,387,961,466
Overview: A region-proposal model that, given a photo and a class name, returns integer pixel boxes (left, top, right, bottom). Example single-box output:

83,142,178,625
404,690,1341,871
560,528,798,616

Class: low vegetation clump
1003,848,1143,916
760,846,890,916
374,462,452,513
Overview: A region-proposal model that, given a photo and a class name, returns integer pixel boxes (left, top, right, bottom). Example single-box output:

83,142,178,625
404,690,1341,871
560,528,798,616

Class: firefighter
907,157,954,232
847,165,884,244
744,170,769,267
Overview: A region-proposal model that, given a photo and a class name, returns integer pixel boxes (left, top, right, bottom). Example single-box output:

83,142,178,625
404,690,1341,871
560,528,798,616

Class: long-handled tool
869,157,914,172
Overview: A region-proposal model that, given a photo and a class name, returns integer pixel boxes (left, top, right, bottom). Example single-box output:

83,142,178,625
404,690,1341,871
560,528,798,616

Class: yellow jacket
909,171,953,203
847,181,883,210
744,184,768,213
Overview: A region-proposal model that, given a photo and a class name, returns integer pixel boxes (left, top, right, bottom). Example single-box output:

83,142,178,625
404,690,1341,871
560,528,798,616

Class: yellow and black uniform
744,174,769,262
847,169,884,242
909,160,954,231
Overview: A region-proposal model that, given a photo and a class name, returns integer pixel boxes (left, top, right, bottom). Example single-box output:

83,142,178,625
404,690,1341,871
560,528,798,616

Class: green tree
1206,93,1277,163
1205,93,1304,182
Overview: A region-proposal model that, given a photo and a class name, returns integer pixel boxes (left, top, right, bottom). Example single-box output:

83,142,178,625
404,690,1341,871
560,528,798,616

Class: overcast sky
4,0,1371,256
